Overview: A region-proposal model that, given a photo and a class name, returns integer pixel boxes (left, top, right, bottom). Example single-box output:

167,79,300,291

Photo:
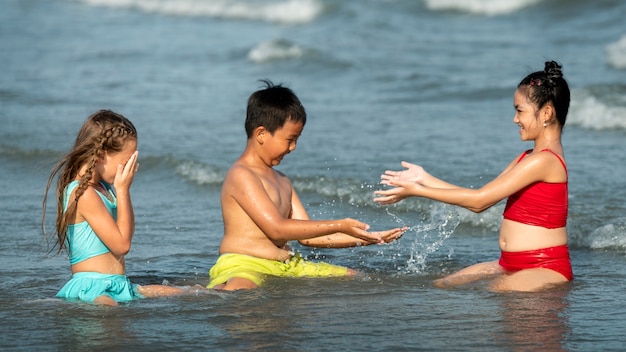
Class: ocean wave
423,0,540,16
581,218,626,251
607,34,626,70
174,159,225,186
0,144,59,160
248,39,306,63
568,87,626,130
78,0,324,25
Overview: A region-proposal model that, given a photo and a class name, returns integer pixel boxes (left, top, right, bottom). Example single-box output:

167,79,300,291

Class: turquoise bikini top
63,180,116,265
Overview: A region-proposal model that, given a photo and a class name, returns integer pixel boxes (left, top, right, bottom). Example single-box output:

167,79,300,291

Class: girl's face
265,120,303,166
513,88,541,141
98,139,138,184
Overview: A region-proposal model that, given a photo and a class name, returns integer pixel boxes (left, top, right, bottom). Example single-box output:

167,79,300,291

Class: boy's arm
298,229,405,248
290,188,405,248
226,165,382,243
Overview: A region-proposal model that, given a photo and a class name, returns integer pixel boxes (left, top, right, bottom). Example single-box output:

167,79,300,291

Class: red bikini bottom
499,244,573,281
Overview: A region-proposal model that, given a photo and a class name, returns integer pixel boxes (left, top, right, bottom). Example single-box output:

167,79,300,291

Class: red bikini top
502,149,568,229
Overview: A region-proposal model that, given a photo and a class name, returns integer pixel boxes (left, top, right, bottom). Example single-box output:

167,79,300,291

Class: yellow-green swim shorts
207,253,349,289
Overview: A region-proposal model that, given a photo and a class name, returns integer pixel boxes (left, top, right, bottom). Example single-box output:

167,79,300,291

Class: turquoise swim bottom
56,272,144,303
207,253,349,289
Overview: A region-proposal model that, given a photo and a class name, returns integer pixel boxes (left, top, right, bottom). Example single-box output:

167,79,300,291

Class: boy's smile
266,120,304,166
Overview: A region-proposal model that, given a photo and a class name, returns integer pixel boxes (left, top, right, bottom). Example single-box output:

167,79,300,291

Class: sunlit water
1,0,626,350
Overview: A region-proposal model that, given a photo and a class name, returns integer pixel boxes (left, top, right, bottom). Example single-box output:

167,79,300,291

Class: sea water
1,0,626,350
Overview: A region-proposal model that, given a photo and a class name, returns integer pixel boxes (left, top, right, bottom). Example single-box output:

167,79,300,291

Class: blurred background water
1,0,626,350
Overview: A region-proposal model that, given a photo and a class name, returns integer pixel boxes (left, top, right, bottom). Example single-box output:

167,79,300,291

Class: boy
208,81,406,290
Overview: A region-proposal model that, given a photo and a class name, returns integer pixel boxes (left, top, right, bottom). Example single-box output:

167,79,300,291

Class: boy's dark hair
245,80,306,138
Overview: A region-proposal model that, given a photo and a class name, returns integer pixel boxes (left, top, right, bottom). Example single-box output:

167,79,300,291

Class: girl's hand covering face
114,150,139,191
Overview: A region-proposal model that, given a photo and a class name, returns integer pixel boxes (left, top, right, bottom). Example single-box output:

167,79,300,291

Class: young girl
43,110,183,305
374,61,572,292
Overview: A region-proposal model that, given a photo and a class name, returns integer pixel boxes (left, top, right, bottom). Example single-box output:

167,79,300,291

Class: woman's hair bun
544,61,563,81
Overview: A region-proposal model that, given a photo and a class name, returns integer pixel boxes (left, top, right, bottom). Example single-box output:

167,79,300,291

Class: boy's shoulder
225,160,254,182
225,159,290,187
224,159,271,181
228,153,287,175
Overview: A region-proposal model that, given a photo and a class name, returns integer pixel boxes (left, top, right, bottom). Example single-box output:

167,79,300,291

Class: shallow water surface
2,0,626,350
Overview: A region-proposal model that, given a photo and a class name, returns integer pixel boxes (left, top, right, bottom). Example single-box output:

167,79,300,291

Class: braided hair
42,110,137,253
518,61,571,128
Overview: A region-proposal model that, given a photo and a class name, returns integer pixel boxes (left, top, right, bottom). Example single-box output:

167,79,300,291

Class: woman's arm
381,161,459,189
375,153,555,213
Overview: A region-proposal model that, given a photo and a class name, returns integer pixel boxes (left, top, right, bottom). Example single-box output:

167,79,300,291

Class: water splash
386,204,460,273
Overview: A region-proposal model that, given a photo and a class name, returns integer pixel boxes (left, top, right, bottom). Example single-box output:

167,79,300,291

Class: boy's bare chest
261,175,292,215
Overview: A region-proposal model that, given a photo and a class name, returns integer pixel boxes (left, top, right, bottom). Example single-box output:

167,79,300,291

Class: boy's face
266,120,304,166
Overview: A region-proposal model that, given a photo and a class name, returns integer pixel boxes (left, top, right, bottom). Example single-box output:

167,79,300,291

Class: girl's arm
78,187,133,255
78,151,138,256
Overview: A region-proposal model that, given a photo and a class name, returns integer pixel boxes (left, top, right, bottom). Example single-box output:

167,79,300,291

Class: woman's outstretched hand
373,180,419,205
380,161,427,185
375,161,426,205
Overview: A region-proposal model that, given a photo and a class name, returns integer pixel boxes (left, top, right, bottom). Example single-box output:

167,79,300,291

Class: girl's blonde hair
42,110,137,253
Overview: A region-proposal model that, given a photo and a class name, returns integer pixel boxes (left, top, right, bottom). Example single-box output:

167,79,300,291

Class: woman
374,61,572,292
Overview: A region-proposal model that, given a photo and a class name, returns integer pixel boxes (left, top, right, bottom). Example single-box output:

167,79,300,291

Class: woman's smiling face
513,88,541,141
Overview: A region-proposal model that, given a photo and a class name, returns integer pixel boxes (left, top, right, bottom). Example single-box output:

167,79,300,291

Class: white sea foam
424,0,540,16
248,39,305,63
175,160,224,185
568,89,626,130
79,0,323,25
607,34,626,70
585,218,626,250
